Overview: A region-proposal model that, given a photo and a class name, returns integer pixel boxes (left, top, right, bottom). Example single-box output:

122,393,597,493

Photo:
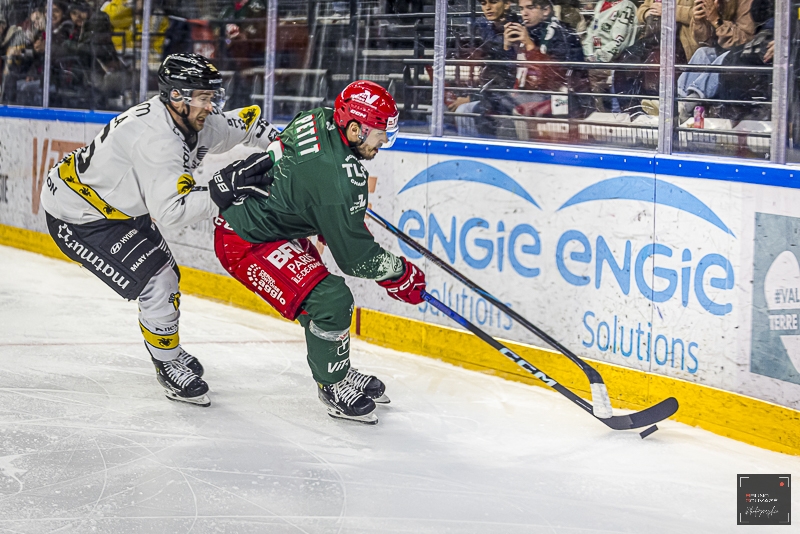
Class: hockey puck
640,425,658,439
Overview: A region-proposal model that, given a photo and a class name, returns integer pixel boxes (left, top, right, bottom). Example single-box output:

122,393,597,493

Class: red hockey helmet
334,81,399,148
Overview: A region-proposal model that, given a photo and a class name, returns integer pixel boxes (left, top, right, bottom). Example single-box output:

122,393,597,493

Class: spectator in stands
1,3,45,103
677,0,755,121
51,0,73,44
448,0,519,137
504,0,584,119
4,29,44,104
582,0,638,112
101,0,132,53
1,2,45,54
553,0,586,33
582,0,638,63
713,0,773,122
55,1,130,109
0,0,33,30
102,0,168,57
612,0,665,114
220,0,266,68
691,0,755,50
637,0,697,63
0,13,13,93
507,0,583,63
219,0,267,108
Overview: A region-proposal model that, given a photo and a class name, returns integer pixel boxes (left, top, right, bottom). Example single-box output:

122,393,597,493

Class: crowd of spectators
0,0,778,146
0,0,136,108
440,0,776,142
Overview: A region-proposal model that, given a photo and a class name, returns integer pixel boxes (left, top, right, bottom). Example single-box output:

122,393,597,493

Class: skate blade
372,394,391,404
163,389,211,407
325,406,378,425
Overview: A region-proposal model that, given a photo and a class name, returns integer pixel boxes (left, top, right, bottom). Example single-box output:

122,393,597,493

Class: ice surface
0,245,797,533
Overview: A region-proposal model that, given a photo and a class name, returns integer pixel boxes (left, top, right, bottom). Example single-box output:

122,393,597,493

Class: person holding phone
503,0,584,124
637,0,697,62
448,0,519,137
677,0,755,121
690,0,755,50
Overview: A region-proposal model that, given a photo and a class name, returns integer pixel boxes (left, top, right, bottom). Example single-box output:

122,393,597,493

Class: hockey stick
367,208,615,417
421,290,679,430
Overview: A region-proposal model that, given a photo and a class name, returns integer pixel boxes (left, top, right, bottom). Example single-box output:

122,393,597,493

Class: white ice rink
0,245,797,533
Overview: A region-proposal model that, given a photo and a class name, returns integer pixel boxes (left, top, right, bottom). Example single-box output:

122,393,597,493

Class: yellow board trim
58,154,131,220
2,223,799,455
139,322,179,350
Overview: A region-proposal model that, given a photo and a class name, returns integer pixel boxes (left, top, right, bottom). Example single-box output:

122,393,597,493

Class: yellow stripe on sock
139,322,179,350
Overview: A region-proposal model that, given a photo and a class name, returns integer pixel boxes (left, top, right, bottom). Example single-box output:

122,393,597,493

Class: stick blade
599,397,678,430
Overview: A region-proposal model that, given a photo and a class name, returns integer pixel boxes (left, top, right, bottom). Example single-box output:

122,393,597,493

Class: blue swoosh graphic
399,160,540,208
558,176,735,237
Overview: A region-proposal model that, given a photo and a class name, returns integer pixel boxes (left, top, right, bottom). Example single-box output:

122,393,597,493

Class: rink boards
0,108,798,455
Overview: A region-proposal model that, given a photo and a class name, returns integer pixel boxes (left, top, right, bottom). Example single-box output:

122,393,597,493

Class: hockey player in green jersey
210,81,426,424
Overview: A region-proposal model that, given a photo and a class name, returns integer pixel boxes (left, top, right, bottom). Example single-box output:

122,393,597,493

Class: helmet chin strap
341,122,367,158
168,93,199,135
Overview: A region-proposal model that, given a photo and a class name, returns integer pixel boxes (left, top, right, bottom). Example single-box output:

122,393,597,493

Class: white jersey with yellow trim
40,96,279,227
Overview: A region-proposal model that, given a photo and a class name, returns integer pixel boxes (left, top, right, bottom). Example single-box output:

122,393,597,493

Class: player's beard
188,109,210,132
355,143,379,160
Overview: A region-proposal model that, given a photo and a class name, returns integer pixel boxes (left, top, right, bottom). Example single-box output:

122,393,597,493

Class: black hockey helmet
157,53,226,110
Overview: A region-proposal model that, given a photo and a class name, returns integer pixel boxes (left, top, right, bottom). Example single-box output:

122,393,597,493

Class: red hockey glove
377,257,426,305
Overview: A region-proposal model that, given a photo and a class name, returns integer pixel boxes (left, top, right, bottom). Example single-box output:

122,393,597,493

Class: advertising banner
1,115,799,411
359,150,800,411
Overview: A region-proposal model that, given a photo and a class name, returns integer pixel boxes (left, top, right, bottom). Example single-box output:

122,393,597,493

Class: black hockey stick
421,290,679,430
367,208,615,417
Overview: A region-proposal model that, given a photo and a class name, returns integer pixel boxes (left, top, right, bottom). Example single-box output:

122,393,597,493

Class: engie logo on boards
751,212,800,385
555,175,735,316
395,159,737,374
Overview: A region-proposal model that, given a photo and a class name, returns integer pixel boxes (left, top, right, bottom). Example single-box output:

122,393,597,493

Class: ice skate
318,380,377,424
152,357,211,407
175,347,204,377
344,367,390,404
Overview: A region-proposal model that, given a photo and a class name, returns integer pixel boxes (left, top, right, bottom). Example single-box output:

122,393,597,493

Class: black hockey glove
209,151,275,211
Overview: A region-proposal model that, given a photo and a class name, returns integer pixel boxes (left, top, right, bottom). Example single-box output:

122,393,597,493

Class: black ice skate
152,357,211,407
317,380,377,424
176,347,204,377
344,367,390,404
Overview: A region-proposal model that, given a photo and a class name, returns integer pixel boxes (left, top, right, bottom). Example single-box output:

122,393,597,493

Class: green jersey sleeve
221,106,404,281
308,202,403,280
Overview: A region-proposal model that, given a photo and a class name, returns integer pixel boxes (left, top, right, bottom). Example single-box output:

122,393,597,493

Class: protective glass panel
46,0,145,111
787,2,800,162
443,0,659,149
672,0,775,160
143,0,265,111
269,0,432,134
1,2,47,107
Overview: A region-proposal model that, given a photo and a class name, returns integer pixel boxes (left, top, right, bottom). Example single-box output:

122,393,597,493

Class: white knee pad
138,264,181,361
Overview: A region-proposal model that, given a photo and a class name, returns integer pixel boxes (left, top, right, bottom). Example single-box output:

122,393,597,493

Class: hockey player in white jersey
40,53,280,406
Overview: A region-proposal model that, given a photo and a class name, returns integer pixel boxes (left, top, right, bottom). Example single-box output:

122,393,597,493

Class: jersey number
77,141,95,174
